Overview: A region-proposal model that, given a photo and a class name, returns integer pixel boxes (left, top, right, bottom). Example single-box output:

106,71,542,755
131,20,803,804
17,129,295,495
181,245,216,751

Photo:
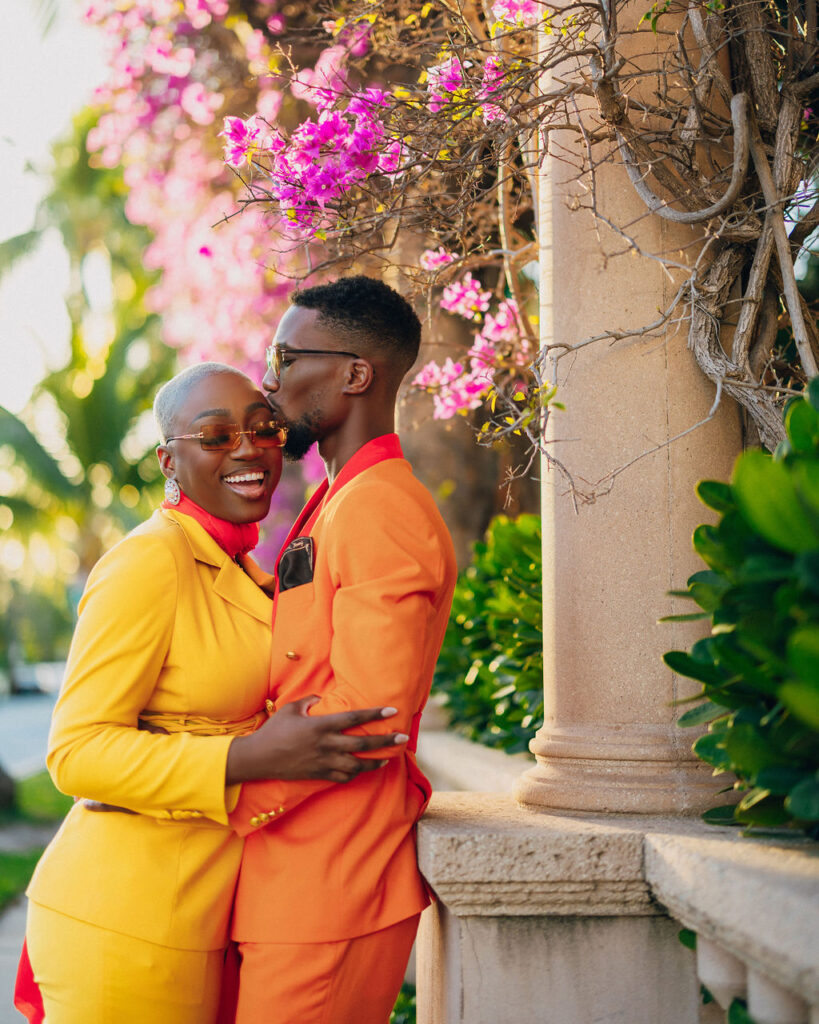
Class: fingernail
394,733,410,744
381,707,398,717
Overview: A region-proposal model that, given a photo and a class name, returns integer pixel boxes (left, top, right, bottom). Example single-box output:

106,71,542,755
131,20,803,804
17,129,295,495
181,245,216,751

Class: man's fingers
322,756,390,782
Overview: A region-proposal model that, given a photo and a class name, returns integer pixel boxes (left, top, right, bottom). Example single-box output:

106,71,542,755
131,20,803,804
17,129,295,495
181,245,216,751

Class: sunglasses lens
252,421,288,448
199,424,240,451
266,345,281,374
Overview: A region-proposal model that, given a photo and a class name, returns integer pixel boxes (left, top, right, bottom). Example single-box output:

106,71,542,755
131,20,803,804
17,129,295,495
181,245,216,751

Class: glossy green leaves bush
433,514,543,753
664,381,819,836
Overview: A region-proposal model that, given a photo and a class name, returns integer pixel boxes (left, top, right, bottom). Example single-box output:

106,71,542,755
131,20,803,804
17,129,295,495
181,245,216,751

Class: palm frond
33,0,59,36
0,407,79,500
0,230,42,283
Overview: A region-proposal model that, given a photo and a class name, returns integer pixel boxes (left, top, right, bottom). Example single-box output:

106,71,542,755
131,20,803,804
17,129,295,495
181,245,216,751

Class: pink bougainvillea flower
180,82,223,125
220,114,267,168
266,13,286,34
426,55,466,113
491,0,544,26
420,246,458,271
440,273,492,320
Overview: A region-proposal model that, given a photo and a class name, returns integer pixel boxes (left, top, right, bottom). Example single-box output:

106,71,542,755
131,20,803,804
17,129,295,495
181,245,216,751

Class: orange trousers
231,913,420,1024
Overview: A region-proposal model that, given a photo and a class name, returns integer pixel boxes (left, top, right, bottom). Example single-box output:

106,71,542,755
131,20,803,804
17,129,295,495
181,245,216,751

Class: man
227,276,457,1023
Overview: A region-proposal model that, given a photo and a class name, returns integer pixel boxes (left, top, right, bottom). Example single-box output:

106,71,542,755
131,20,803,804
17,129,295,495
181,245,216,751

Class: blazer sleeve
47,531,236,825
230,483,446,836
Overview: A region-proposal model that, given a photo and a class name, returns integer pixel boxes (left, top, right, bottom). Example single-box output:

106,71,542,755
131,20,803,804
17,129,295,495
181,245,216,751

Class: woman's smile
221,467,271,501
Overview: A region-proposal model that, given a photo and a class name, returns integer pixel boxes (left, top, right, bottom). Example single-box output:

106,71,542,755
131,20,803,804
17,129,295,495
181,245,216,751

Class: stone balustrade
415,792,819,1024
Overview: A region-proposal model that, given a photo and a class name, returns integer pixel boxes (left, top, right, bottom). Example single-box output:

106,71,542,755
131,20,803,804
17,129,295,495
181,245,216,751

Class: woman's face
157,372,283,523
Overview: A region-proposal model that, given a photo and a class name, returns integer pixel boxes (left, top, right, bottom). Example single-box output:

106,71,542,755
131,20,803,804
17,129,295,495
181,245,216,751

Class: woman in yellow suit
20,363,398,1024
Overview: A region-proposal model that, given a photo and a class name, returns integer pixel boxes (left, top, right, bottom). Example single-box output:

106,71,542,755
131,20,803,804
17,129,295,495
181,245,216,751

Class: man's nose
262,368,279,393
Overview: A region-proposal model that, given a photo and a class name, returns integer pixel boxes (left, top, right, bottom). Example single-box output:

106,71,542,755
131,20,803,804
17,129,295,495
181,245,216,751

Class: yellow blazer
27,509,273,951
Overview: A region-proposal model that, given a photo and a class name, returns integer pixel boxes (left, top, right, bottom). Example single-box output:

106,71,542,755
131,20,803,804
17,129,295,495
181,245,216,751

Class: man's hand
225,697,409,785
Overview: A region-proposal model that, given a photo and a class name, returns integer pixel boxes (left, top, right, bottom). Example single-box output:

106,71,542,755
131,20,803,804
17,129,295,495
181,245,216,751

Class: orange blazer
229,434,457,944
27,509,273,950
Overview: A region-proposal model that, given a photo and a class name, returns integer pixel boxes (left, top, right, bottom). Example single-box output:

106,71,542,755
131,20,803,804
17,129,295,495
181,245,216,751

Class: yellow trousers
26,902,224,1024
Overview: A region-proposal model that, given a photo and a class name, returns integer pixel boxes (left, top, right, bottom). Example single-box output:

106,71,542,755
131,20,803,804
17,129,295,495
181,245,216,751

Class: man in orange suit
227,276,457,1023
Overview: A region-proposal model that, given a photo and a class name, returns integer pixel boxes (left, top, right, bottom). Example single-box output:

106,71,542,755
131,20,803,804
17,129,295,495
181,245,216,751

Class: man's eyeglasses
265,344,360,378
165,421,288,452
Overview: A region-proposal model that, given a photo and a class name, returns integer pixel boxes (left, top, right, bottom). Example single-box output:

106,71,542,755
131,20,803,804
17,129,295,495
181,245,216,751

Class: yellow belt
137,710,267,737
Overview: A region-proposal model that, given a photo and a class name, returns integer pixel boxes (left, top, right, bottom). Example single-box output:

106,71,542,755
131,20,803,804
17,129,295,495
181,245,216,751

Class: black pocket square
278,537,314,591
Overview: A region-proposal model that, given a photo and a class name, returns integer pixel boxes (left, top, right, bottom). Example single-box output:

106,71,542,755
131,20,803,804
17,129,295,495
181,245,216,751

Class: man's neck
318,411,396,484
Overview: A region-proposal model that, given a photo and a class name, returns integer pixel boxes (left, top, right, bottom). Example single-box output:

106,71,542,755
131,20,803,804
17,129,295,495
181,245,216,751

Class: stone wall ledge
644,831,819,1007
419,793,819,1004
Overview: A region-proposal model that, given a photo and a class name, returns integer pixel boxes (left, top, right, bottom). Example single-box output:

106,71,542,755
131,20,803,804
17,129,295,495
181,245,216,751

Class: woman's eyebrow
246,401,270,415
191,407,231,422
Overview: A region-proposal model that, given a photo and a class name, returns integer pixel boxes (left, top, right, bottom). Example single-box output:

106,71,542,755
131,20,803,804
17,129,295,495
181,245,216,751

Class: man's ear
341,358,374,395
156,445,175,479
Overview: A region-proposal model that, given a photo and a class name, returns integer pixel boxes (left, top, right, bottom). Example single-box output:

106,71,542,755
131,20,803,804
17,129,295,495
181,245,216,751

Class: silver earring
164,478,181,505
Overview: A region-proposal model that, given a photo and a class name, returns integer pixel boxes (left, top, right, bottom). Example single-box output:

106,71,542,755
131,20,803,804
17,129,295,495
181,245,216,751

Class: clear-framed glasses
265,343,361,378
165,420,288,452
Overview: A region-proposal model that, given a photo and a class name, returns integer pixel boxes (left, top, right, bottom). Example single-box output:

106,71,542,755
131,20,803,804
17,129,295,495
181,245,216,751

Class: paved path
0,695,56,780
0,899,26,1023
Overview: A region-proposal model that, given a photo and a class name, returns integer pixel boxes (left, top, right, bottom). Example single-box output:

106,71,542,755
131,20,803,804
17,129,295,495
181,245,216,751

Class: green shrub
390,983,416,1024
433,514,543,753
664,381,819,836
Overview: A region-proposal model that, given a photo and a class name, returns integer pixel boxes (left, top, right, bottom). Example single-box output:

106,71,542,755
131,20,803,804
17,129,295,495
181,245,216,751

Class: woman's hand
225,697,409,784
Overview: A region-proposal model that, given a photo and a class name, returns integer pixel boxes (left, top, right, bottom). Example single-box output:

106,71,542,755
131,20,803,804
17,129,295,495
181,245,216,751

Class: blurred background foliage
432,514,543,753
0,109,175,676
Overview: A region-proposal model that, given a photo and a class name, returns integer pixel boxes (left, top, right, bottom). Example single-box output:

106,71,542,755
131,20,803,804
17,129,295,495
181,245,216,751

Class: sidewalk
0,694,56,780
0,824,57,1023
0,693,60,1020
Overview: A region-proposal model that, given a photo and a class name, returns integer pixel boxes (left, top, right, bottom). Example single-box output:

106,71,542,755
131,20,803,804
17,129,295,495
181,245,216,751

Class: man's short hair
291,276,421,383
153,362,251,441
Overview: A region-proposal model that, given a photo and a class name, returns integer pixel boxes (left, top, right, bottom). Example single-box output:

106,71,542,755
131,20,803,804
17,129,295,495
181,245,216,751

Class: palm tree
0,110,176,676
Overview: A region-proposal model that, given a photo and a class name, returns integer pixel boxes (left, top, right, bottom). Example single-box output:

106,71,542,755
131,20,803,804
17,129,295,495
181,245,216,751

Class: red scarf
162,491,259,558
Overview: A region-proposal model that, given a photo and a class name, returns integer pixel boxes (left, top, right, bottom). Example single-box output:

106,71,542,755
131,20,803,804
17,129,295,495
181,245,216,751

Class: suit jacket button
286,651,300,660
250,816,261,827
265,699,276,714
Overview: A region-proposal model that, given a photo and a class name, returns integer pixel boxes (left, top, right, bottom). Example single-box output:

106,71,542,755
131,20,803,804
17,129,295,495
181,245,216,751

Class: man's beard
281,411,322,462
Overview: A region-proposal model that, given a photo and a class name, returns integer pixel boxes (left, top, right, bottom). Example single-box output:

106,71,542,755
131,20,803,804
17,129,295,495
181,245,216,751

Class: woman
16,363,393,1024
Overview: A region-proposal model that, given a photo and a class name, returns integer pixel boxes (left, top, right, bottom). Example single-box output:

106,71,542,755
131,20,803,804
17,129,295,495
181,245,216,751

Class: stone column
515,8,743,813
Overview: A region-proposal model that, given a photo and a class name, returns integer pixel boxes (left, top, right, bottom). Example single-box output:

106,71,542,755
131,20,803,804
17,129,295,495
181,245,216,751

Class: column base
515,754,728,814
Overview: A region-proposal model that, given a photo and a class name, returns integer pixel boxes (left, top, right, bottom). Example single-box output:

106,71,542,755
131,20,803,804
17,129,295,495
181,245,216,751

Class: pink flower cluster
440,273,492,320
480,55,505,123
83,2,303,369
491,0,544,27
426,56,466,113
411,294,524,419
224,90,402,233
419,246,458,271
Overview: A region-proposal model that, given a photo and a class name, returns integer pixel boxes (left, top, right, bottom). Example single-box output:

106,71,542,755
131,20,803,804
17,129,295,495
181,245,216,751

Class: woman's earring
164,478,181,505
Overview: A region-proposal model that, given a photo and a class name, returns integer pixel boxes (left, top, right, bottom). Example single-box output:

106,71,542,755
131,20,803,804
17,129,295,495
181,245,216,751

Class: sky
0,2,107,412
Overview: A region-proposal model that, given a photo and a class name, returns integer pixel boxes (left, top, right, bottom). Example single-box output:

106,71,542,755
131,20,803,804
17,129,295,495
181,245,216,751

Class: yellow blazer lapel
162,509,273,624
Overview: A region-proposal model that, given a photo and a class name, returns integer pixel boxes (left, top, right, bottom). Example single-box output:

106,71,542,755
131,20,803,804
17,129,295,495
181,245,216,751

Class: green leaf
693,732,733,771
733,450,819,553
696,479,735,513
785,398,819,453
663,650,726,685
677,702,731,727
756,765,811,794
727,998,756,1024
788,626,819,682
785,774,819,820
793,459,819,517
807,377,819,413
677,928,697,951
779,680,819,729
701,804,740,826
796,551,819,594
